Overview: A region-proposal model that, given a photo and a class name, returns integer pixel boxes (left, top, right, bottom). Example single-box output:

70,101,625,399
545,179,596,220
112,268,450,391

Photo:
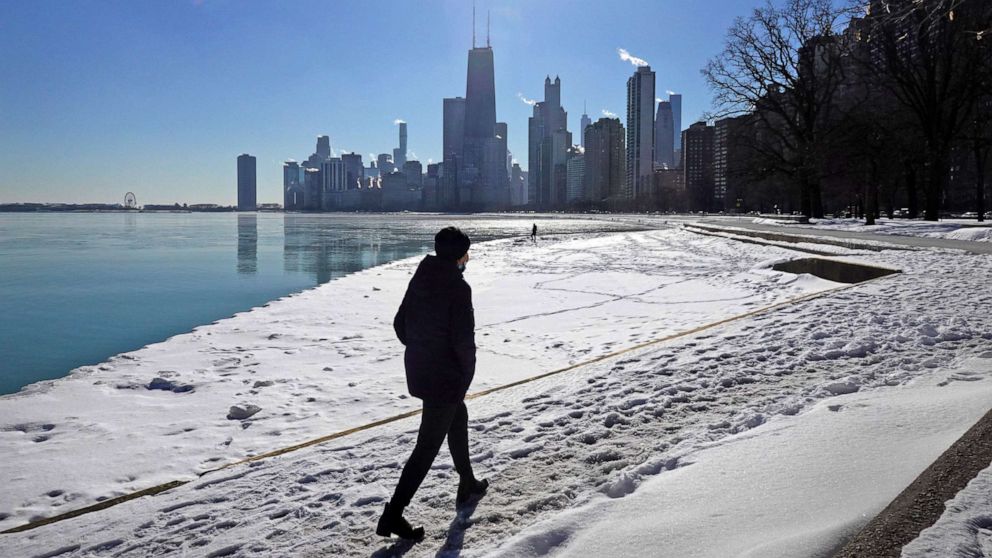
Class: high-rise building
304,168,322,211
316,135,331,159
626,66,656,199
683,121,715,212
714,115,751,212
377,153,394,175
566,146,586,203
654,101,675,168
283,160,303,210
321,158,346,192
320,158,346,210
580,104,592,148
443,98,466,162
510,162,526,206
393,122,408,169
403,160,423,188
583,117,625,204
441,11,508,210
528,76,570,209
237,153,257,211
442,97,466,209
669,93,683,167
341,153,364,190
496,122,508,173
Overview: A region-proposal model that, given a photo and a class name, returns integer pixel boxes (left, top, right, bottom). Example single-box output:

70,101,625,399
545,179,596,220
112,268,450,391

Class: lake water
0,212,642,395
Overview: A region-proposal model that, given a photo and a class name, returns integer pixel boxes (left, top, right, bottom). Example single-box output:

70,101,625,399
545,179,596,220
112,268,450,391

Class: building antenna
584,99,587,114
487,10,491,47
472,1,476,48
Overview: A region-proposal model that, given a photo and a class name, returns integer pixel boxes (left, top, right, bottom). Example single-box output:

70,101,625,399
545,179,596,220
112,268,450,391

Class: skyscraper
402,160,423,188
583,117,625,204
393,122,408,169
304,168,321,211
462,45,496,198
237,154,256,211
304,135,331,170
442,97,466,209
443,98,466,161
683,121,715,212
626,66,655,199
443,10,508,210
566,146,586,203
377,153,394,175
713,115,750,212
669,93,683,167
341,153,364,190
316,135,331,159
320,158,346,210
580,103,592,148
283,160,302,210
528,76,569,209
654,100,675,168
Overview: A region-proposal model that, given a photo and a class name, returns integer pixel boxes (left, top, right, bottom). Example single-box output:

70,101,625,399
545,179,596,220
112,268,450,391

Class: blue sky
0,0,753,205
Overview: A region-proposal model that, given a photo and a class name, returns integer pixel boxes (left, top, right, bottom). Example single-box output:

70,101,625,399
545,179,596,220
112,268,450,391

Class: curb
833,407,992,557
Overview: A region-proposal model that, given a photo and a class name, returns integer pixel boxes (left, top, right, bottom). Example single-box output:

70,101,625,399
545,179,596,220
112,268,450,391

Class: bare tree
861,0,992,220
704,0,854,218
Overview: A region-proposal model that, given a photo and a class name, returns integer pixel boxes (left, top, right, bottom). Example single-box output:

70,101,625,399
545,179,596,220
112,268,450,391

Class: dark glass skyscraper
441,10,509,211
654,100,675,168
626,66,656,199
237,153,257,211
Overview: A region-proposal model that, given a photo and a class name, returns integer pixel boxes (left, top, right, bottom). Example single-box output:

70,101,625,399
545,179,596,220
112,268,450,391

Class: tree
862,0,992,220
704,0,853,218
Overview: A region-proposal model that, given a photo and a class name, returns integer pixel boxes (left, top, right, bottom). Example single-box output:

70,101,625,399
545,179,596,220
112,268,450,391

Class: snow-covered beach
2,225,991,557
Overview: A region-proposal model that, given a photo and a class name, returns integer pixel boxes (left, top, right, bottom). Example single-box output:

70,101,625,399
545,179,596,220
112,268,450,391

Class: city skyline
1,1,750,205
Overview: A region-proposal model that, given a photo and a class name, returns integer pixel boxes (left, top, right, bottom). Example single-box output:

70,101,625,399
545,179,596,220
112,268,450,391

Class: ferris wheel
124,192,137,209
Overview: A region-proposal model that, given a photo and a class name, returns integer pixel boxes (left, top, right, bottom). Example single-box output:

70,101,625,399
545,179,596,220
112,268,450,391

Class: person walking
376,226,489,541
531,223,537,241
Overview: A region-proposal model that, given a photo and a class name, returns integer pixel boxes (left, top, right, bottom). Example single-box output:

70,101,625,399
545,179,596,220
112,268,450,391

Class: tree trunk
906,166,918,219
811,179,824,218
976,142,987,223
923,151,947,222
799,173,812,218
866,161,876,225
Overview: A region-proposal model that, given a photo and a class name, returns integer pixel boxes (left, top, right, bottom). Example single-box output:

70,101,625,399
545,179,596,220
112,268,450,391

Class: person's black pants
390,401,474,510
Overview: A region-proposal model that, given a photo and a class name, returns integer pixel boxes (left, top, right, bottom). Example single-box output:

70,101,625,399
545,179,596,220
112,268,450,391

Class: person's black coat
393,255,476,405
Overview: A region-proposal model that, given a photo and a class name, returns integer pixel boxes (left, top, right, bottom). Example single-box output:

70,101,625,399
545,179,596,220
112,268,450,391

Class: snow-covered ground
754,217,992,242
502,356,992,558
0,228,840,531
903,425,992,557
2,226,991,557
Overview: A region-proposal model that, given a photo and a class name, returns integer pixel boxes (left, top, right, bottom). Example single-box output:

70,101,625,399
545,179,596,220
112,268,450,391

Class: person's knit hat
435,226,471,261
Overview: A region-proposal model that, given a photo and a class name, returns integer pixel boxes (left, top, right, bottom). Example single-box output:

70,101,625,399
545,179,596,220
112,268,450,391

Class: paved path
697,218,992,255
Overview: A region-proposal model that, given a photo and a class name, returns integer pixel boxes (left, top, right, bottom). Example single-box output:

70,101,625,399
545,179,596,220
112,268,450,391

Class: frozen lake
0,212,642,395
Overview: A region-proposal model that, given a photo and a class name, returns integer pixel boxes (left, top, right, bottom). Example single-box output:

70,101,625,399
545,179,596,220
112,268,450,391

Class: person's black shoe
375,503,425,541
456,477,489,506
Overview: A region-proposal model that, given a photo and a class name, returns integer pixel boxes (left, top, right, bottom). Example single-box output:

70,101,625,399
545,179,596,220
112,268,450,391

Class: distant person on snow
531,223,537,241
376,226,489,541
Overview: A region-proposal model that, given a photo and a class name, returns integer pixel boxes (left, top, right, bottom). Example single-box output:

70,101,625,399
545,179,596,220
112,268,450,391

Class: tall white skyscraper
626,66,655,199
393,122,407,168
